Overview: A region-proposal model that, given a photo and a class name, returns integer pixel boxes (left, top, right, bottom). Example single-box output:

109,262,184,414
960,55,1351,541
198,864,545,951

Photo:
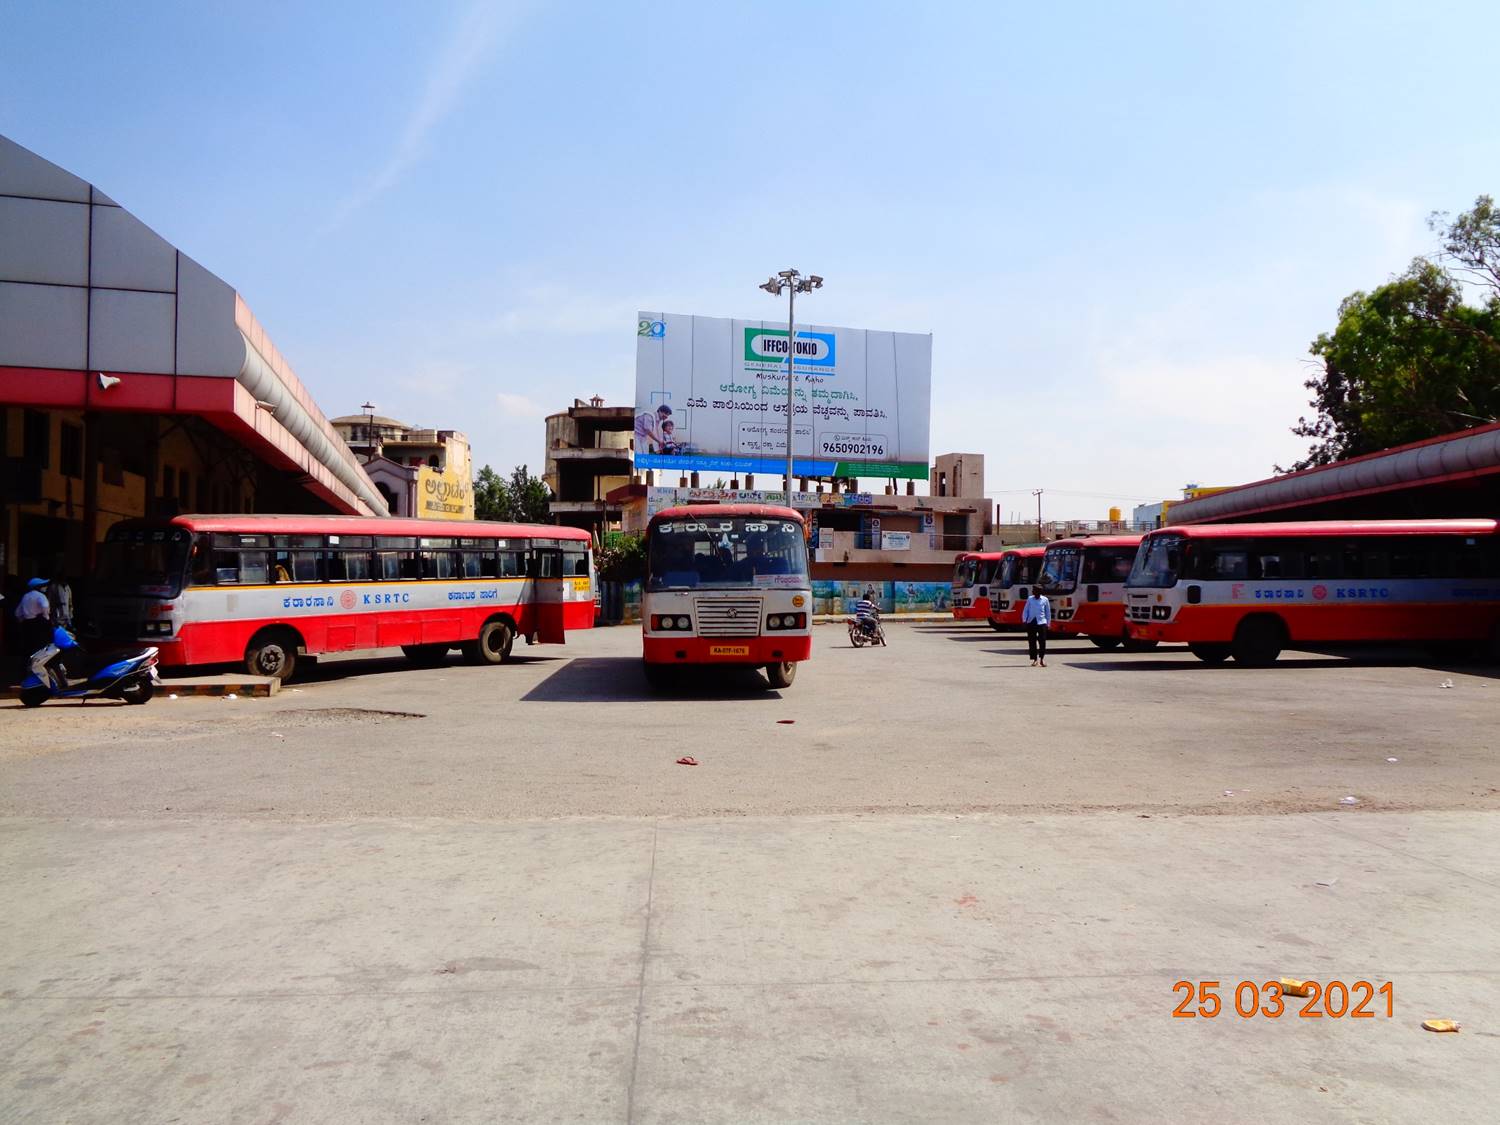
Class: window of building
59,423,83,479
23,410,49,469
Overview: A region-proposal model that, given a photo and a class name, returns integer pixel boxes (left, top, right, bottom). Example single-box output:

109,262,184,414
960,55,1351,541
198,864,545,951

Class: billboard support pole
759,270,823,506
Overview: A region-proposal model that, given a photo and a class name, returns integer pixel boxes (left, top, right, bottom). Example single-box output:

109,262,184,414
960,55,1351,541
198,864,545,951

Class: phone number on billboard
820,438,888,457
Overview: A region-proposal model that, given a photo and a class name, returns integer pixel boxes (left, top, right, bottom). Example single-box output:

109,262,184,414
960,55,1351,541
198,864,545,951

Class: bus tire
1089,635,1122,650
402,644,449,667
988,618,1005,632
1189,643,1231,664
765,661,796,689
245,628,300,680
19,686,49,708
463,619,514,666
1231,616,1283,666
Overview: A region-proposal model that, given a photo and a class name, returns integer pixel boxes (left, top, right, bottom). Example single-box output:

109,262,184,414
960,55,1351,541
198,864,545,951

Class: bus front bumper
643,635,813,665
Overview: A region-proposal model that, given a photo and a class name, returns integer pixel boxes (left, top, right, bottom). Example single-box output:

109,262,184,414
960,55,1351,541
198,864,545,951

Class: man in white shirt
1022,585,1051,667
14,577,53,659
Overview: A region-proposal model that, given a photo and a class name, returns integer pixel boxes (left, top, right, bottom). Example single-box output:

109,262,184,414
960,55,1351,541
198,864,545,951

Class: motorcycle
18,626,160,708
847,603,887,647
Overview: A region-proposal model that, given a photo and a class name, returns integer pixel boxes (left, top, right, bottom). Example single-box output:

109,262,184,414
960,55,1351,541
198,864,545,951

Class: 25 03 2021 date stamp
1172,980,1394,1019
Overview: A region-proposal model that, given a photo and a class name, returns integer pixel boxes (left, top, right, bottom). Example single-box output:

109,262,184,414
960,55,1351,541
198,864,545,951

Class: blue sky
4,0,1497,518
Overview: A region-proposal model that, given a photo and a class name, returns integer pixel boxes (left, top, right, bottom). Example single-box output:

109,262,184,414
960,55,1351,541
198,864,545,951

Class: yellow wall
416,464,475,520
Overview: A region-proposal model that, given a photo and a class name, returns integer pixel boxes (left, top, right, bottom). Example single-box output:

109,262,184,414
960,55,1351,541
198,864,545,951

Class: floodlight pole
783,281,796,505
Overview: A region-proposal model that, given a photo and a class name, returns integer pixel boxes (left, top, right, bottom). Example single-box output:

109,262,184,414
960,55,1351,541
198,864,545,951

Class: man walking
1022,584,1051,667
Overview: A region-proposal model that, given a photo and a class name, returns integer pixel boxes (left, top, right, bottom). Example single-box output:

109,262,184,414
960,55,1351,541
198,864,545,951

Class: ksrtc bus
951,551,1005,621
88,515,595,678
1038,534,1152,649
642,504,811,689
1125,519,1500,665
986,547,1046,631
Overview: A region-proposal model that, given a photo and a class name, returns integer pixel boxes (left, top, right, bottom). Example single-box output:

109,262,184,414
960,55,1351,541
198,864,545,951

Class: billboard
635,312,931,480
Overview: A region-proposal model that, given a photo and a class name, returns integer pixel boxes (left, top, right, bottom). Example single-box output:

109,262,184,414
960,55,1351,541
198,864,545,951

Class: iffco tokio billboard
634,311,932,480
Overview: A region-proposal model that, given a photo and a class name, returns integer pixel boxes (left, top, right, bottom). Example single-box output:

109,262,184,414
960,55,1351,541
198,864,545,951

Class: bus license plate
710,645,749,657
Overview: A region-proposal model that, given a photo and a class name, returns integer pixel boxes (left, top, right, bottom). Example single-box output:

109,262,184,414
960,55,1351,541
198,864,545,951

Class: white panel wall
0,134,89,201
91,205,177,292
175,253,243,377
0,197,89,285
90,288,176,374
0,281,88,369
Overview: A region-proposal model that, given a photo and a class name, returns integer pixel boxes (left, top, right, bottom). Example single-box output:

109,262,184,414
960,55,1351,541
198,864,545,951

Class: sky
4,0,1497,519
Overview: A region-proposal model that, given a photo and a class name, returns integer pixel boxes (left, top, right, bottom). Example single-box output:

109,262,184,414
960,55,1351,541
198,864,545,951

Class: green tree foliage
595,534,646,583
472,463,553,523
1285,196,1500,472
473,465,510,521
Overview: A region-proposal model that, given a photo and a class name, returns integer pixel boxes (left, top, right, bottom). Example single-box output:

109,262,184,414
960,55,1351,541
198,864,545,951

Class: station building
0,134,382,589
1169,424,1500,525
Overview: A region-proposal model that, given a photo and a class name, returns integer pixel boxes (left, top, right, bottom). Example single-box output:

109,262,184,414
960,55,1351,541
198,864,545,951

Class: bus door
529,544,567,644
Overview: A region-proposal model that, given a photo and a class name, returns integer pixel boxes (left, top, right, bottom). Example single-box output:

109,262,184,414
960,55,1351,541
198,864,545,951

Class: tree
508,464,552,523
473,465,511,521
472,463,553,522
1283,196,1500,472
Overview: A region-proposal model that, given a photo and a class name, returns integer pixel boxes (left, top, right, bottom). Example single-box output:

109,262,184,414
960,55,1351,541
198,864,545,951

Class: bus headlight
767,613,805,630
768,615,782,628
675,616,690,629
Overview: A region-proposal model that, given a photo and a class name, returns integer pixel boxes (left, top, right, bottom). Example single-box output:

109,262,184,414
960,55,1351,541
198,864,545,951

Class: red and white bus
986,547,1046,631
951,551,1005,620
87,515,595,679
642,504,811,690
1039,534,1152,649
1124,520,1500,665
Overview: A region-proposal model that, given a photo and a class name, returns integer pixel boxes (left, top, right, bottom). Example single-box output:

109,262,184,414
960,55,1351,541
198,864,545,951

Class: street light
759,269,823,504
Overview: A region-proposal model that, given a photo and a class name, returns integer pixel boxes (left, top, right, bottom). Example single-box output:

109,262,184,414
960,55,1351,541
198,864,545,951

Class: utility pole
759,270,824,504
1033,488,1044,542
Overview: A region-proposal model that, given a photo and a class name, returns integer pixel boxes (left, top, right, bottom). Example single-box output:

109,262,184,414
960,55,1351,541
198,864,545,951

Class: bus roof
1148,519,1499,540
1045,534,1147,550
1000,546,1046,557
112,514,593,542
650,504,804,524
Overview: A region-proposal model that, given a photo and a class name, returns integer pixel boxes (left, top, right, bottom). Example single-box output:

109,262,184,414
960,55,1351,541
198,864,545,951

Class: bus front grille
695,597,762,637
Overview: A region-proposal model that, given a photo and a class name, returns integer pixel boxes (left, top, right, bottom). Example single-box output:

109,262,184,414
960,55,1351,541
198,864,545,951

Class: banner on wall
635,312,932,480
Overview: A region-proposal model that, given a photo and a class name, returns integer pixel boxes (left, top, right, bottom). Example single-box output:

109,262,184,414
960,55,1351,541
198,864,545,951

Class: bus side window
239,550,269,585
1209,549,1248,580
462,551,484,579
328,550,372,581
399,553,420,580
565,550,589,577
212,550,242,584
374,552,399,581
420,551,455,580
289,552,322,582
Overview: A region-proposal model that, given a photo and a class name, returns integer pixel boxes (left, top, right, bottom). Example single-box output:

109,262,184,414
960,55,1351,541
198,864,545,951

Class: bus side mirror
1186,585,1202,604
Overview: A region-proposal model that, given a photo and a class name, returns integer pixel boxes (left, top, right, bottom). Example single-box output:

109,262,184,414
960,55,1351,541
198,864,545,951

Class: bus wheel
1089,635,1122,650
402,644,449,667
765,661,796,689
245,629,299,680
987,618,1006,632
1231,617,1283,666
1189,643,1231,664
463,619,514,666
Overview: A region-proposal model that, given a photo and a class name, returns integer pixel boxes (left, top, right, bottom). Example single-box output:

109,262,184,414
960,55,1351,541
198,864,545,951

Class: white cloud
326,1,524,229
495,391,543,418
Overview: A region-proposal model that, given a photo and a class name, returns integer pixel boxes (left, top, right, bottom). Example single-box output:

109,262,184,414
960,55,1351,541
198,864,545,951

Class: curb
161,677,279,698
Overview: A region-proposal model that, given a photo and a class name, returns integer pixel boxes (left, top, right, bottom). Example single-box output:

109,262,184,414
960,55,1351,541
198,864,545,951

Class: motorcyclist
850,595,881,640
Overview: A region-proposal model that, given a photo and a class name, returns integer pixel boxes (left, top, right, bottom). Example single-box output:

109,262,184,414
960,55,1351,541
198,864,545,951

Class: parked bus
951,551,1005,621
986,546,1046,631
1124,519,1500,665
1038,534,1152,649
87,515,595,679
643,504,811,690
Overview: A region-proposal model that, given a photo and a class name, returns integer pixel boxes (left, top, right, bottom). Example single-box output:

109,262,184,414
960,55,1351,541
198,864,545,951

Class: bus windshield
1082,546,1138,584
648,517,809,590
95,526,193,597
1038,546,1081,593
1127,534,1185,588
998,554,1039,588
952,557,973,585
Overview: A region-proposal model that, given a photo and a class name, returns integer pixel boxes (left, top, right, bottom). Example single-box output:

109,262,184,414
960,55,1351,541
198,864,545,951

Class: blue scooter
18,626,160,708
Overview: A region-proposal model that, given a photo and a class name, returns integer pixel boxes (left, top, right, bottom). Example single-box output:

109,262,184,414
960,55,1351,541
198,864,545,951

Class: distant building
1134,485,1233,529
330,412,473,521
544,397,636,534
